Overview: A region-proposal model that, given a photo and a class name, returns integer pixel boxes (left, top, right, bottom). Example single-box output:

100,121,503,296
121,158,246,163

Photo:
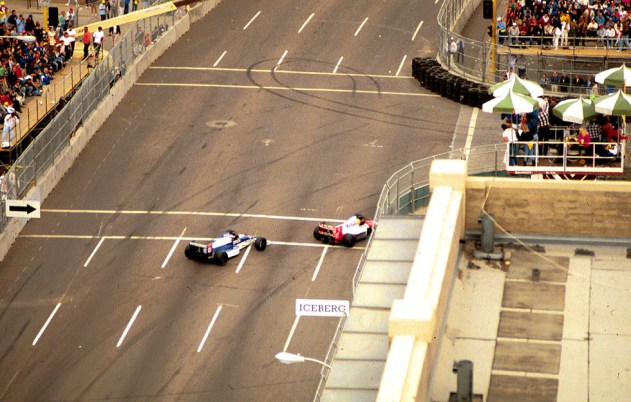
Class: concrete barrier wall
0,0,222,262
465,177,631,238
378,160,467,402
452,0,482,35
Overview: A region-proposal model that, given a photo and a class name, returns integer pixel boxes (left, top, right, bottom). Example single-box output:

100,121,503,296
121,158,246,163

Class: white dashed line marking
395,54,407,76
277,50,288,67
354,17,368,36
298,13,314,33
235,246,251,274
243,11,261,30
283,315,301,352
312,246,328,281
84,237,105,267
32,303,61,346
412,20,424,41
333,56,343,74
213,51,227,67
197,306,222,352
161,228,187,269
117,305,142,348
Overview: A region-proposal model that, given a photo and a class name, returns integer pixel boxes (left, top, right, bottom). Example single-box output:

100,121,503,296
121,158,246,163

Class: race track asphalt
0,0,498,400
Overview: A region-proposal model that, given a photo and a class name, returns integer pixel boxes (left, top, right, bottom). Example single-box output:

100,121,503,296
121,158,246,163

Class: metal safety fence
0,9,178,231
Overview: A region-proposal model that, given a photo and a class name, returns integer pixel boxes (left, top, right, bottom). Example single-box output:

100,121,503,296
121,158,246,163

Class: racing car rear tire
254,237,267,251
184,245,194,259
313,227,323,241
215,251,228,266
343,234,356,248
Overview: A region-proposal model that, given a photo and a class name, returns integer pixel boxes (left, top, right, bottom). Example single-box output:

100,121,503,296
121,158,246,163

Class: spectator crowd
495,0,631,51
0,0,153,148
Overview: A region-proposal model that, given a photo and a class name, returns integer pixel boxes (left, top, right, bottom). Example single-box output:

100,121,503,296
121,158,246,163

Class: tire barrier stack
411,57,492,109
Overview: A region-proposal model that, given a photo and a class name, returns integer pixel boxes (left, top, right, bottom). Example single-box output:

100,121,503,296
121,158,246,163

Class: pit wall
377,160,631,402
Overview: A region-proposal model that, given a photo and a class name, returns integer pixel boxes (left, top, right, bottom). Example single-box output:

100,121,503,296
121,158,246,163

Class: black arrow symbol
9,204,36,214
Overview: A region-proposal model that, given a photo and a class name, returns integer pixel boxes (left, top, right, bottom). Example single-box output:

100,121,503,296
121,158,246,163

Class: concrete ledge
390,300,436,340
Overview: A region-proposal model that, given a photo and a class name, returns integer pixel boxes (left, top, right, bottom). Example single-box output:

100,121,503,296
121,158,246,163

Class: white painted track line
150,66,415,80
283,315,301,352
333,56,343,74
197,306,222,352
84,237,105,267
277,50,288,67
465,108,478,159
243,11,261,30
395,55,407,77
354,17,368,36
42,209,345,223
32,303,61,346
311,246,328,281
298,13,314,33
213,51,227,67
136,82,438,97
235,246,251,274
161,228,187,269
412,20,424,41
19,235,366,250
117,305,142,348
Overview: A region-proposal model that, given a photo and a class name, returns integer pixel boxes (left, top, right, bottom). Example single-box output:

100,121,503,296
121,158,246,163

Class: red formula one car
313,214,376,247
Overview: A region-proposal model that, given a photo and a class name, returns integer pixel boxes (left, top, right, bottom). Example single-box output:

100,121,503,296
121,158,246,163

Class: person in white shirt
553,26,562,49
92,26,104,59
502,121,518,166
61,31,72,61
67,23,76,55
605,25,616,48
2,107,19,149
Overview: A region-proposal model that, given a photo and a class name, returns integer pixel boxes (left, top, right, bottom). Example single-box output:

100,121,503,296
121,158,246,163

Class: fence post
482,42,487,83
410,169,415,213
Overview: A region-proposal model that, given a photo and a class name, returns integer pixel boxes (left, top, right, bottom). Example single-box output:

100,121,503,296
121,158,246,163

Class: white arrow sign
5,200,41,218
296,298,349,317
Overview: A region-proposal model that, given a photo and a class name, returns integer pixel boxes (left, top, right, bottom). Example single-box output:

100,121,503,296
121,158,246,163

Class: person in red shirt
12,64,22,80
601,118,628,142
82,26,91,59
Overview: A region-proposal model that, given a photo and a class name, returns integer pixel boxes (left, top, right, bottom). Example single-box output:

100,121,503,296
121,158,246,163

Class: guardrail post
410,170,415,214
395,175,400,214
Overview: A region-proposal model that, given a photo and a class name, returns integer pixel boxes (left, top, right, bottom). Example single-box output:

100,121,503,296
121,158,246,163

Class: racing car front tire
215,250,228,266
313,227,323,241
254,237,267,251
343,234,356,248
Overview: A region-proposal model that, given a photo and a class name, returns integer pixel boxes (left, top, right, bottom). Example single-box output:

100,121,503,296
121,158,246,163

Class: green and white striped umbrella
593,89,631,116
595,64,631,87
482,89,538,114
552,97,598,124
488,75,544,98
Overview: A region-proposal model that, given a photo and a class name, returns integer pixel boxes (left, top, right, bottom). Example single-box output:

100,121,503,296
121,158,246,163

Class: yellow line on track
149,66,415,79
135,82,438,97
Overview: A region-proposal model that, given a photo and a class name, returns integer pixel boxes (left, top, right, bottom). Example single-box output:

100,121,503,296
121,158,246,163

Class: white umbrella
488,75,544,98
593,89,631,116
595,64,631,87
482,89,538,114
552,97,598,124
